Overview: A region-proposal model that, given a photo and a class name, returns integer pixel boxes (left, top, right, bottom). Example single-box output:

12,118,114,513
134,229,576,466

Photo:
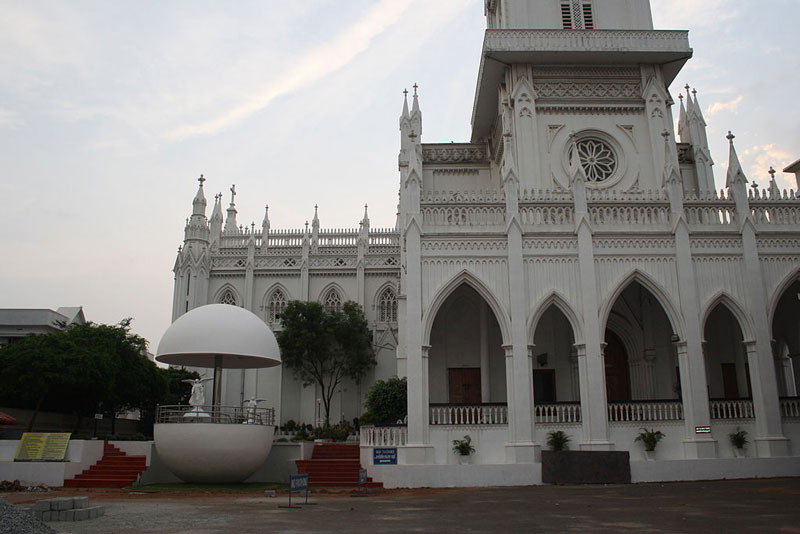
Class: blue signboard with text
373,448,398,465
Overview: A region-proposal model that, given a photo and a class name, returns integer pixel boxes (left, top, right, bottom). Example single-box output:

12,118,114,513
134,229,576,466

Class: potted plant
729,428,748,458
452,435,475,464
635,428,665,460
546,430,571,451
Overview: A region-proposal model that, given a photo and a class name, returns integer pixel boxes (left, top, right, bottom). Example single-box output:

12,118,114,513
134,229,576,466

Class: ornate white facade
172,0,800,484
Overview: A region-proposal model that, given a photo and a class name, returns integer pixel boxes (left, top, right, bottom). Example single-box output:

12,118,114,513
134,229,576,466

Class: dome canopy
156,304,281,369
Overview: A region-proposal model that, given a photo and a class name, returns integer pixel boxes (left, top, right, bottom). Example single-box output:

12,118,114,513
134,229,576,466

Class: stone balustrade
780,397,800,418
429,404,508,425
710,399,755,419
534,402,582,423
360,425,408,447
607,400,683,422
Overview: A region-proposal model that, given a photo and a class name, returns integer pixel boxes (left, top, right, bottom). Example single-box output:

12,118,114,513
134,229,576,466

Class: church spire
192,174,207,216
261,205,270,235
209,192,223,243
677,93,688,143
224,184,239,234
725,131,748,188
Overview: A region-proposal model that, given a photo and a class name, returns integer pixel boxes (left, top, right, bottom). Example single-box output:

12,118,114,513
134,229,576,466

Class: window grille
378,288,398,323
268,290,287,323
219,290,237,306
323,289,343,312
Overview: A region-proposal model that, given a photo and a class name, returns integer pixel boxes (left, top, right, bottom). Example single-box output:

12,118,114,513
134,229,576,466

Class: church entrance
448,368,481,404
704,304,749,400
428,283,506,406
604,330,631,402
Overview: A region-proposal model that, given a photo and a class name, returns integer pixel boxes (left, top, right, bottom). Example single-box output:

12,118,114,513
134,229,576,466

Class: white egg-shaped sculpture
154,304,281,484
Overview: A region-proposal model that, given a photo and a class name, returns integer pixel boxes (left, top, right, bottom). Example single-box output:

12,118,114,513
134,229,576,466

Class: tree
277,300,375,425
0,319,167,434
360,377,407,425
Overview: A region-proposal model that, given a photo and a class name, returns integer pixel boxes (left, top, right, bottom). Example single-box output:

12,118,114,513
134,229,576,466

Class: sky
1,0,798,350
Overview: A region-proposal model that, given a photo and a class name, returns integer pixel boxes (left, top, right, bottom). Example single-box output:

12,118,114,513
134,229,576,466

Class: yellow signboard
14,433,71,461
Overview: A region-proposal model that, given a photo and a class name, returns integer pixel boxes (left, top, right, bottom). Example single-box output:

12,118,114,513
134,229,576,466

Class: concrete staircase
296,443,382,488
63,441,147,488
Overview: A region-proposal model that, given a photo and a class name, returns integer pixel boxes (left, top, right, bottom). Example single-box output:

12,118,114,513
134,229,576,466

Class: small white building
0,307,85,347
170,0,800,486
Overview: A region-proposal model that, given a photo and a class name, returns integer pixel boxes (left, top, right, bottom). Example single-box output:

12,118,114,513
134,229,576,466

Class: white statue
183,377,213,407
243,397,267,424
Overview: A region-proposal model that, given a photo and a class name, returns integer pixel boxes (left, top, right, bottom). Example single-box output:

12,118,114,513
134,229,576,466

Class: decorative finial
403,88,408,97
661,130,670,140
751,181,759,191
230,184,237,205
198,174,205,186
685,84,690,95
692,88,697,97
251,222,255,232
769,166,776,179
726,131,735,143
413,83,418,96
678,93,684,102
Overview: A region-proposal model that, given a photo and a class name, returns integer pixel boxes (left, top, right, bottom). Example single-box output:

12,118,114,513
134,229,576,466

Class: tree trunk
111,413,117,435
27,396,45,432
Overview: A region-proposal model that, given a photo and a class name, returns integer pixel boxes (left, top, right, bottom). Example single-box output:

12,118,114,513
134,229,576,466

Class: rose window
576,138,616,182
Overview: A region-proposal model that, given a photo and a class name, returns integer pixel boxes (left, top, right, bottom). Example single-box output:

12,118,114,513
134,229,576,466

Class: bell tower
476,0,692,193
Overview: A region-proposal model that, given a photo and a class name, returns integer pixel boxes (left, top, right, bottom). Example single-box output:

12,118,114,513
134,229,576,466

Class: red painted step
63,441,148,489
295,443,382,489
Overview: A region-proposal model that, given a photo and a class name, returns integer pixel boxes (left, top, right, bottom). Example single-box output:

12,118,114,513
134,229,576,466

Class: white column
480,300,491,403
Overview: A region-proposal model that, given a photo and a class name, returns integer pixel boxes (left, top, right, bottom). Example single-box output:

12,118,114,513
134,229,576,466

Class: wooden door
604,330,631,402
721,363,739,398
448,368,481,404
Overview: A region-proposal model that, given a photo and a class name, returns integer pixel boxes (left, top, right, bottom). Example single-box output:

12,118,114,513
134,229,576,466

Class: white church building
171,0,800,485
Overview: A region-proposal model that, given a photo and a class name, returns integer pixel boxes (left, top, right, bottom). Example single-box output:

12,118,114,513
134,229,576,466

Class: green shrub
635,428,665,452
452,435,475,456
729,428,748,449
364,377,407,425
312,423,350,442
546,430,570,451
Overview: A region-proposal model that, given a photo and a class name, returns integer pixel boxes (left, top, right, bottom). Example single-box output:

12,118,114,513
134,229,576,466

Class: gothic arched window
378,288,398,323
219,289,237,306
268,289,287,323
323,288,343,312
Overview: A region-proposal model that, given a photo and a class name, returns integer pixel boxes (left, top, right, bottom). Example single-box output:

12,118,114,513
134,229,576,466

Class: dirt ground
4,478,800,533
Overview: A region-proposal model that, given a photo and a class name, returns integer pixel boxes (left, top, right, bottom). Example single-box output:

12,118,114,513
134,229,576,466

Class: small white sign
695,426,711,434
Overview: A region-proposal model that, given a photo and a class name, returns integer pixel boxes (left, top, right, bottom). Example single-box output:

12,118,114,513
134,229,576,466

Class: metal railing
360,425,408,447
156,405,275,426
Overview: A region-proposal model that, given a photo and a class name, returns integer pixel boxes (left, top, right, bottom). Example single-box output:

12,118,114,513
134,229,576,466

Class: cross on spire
413,83,418,95
230,184,237,205
198,174,205,186
726,131,735,143
769,166,776,179
403,88,408,97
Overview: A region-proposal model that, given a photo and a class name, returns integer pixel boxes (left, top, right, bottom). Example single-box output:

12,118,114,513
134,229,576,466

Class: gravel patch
0,499,56,534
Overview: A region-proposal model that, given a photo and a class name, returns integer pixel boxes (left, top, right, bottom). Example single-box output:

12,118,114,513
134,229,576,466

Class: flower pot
458,454,471,465
733,447,745,458
644,450,656,461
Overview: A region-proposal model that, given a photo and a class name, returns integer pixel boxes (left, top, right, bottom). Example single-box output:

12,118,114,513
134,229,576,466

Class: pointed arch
701,291,755,342
213,284,241,307
767,268,800,327
374,282,398,323
422,270,510,346
527,291,584,345
263,283,290,324
599,269,684,340
319,283,345,312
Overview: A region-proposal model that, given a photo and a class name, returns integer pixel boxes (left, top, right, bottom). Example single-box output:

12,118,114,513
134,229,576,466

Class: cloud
167,0,414,141
652,0,738,29
739,144,796,191
706,95,743,117
0,107,22,128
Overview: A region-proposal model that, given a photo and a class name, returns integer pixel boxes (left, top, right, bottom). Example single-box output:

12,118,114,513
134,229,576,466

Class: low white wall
429,426,508,464
367,463,542,488
0,439,104,486
631,457,800,483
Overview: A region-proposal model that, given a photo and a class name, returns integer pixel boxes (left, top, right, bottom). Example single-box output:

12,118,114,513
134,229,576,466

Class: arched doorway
428,284,506,405
531,305,579,403
771,278,800,397
704,304,749,399
605,330,631,402
604,281,679,402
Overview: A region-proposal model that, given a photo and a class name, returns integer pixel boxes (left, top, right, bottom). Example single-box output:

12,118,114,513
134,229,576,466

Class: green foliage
362,377,407,426
729,428,748,449
546,430,571,451
635,428,665,451
313,423,351,442
159,367,201,405
0,319,169,434
277,300,375,424
452,435,475,456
